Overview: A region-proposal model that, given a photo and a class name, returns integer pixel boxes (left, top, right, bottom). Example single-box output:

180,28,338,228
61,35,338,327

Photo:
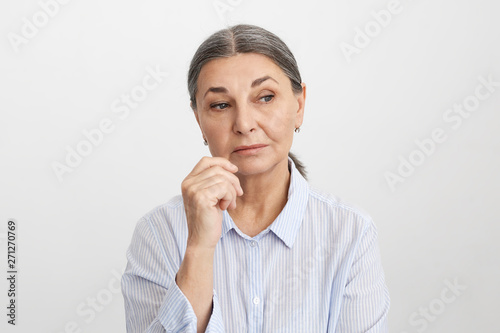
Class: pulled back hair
187,24,307,179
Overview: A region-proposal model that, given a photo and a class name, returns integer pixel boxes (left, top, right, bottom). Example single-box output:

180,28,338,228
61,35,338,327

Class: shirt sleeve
332,218,391,333
121,216,225,332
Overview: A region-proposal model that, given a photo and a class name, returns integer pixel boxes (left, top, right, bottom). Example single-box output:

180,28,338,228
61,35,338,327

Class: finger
190,166,243,196
189,156,238,177
205,166,243,196
227,199,237,211
221,198,237,211
211,180,237,211
188,175,237,208
219,198,232,211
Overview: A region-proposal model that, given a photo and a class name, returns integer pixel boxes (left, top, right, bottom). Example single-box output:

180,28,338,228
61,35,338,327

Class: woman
121,24,390,332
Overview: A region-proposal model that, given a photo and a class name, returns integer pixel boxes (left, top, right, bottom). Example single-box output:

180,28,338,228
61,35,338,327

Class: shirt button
253,297,260,305
250,240,257,247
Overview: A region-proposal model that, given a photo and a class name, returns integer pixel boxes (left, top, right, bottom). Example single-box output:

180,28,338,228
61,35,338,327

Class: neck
229,158,291,237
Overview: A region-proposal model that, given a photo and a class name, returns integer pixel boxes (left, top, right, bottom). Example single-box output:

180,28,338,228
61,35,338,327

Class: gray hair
187,24,307,179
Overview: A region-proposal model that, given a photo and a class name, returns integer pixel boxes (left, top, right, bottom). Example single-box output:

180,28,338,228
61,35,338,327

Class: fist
181,157,244,250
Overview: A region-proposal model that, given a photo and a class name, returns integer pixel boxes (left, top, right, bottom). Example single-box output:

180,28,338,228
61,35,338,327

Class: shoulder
306,185,377,235
128,195,188,261
134,195,187,235
141,195,184,220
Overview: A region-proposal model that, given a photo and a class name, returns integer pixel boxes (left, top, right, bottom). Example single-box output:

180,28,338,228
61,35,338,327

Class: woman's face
194,52,306,176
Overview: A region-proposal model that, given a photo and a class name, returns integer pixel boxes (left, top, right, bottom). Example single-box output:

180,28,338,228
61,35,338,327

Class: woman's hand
181,156,244,251
177,156,243,331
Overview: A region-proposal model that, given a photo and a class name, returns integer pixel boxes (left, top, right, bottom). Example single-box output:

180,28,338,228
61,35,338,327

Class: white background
1,0,499,332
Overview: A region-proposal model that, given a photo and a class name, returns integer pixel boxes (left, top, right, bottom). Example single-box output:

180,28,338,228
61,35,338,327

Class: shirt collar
221,157,309,248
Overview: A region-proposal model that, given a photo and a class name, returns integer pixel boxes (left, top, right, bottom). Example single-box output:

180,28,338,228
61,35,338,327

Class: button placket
248,238,263,332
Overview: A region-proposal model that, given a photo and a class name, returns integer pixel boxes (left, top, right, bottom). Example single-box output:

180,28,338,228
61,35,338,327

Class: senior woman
121,24,390,332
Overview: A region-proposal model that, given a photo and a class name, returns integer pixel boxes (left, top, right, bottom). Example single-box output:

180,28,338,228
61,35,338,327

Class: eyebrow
203,75,279,99
251,75,278,88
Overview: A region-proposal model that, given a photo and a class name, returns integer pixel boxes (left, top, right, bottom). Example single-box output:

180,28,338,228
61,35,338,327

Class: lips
233,144,268,153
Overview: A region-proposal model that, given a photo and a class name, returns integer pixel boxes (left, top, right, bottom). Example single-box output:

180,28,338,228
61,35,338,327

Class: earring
294,127,301,133
203,138,208,146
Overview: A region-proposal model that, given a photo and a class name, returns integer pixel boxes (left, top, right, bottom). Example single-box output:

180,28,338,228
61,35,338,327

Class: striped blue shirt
121,158,390,332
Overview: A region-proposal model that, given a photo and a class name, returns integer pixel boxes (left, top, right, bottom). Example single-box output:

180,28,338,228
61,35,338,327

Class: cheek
264,106,296,138
203,119,233,156
203,116,229,136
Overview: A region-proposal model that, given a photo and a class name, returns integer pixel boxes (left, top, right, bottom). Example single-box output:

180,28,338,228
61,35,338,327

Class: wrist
186,235,218,254
177,245,214,295
178,244,215,280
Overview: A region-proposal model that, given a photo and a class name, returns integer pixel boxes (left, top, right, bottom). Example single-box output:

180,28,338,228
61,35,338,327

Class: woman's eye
211,102,229,110
259,95,274,103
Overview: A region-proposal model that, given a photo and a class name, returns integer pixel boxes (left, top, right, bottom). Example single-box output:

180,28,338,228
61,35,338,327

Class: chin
231,155,285,177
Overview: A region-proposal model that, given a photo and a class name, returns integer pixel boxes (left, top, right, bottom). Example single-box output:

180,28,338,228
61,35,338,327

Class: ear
191,101,205,138
295,82,306,129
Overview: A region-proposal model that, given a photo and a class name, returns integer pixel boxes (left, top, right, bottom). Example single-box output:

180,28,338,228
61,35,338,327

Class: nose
233,103,257,135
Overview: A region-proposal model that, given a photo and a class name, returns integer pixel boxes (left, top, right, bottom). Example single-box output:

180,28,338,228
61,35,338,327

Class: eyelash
210,95,274,110
260,94,274,103
210,102,230,110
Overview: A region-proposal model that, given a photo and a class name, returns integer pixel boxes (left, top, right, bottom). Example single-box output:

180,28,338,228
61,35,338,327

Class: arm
331,219,391,332
178,157,243,332
122,157,242,332
121,216,224,332
175,246,216,331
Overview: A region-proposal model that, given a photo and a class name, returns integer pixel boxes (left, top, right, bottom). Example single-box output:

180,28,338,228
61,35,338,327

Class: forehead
197,53,286,90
